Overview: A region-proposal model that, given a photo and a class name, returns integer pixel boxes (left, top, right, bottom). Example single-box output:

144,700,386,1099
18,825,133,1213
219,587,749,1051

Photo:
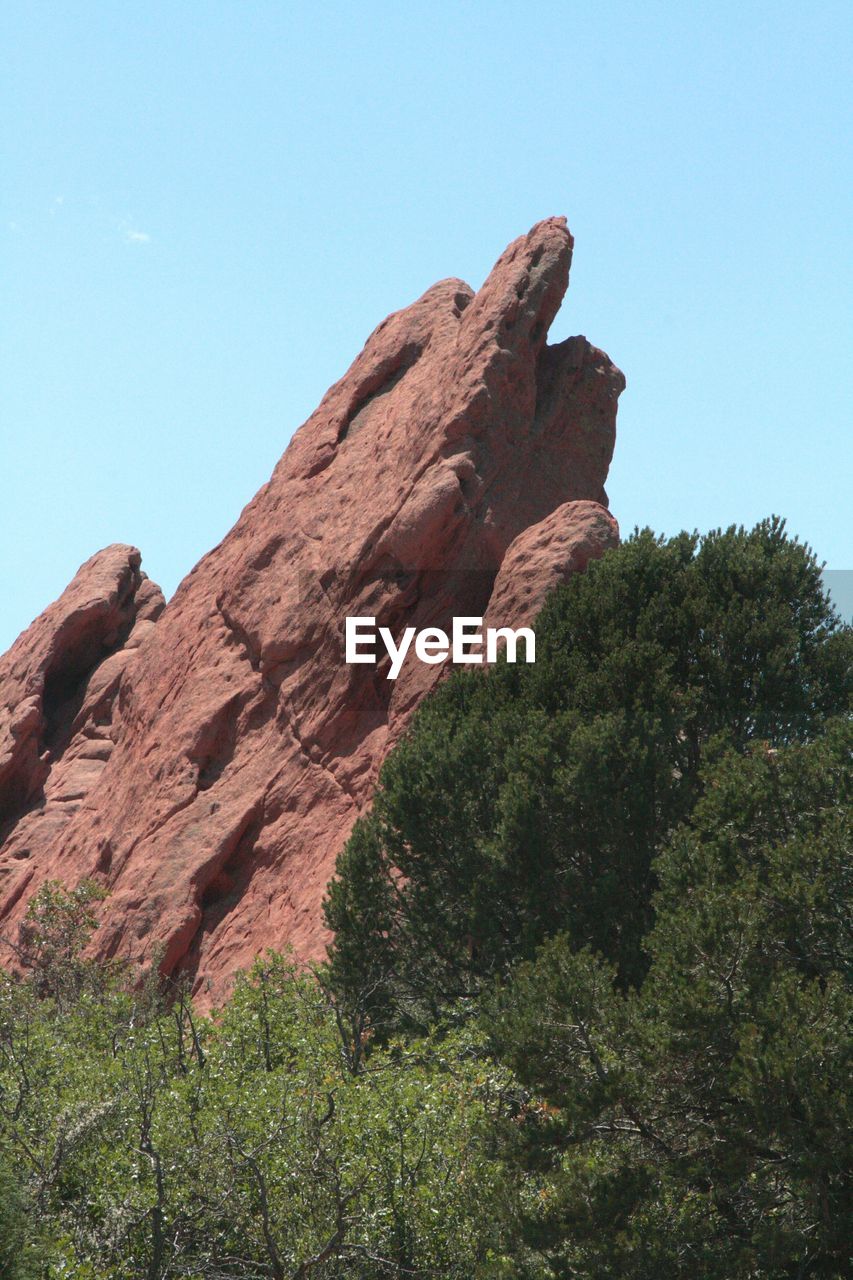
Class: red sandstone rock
0,219,624,1004
0,546,164,914
483,501,620,636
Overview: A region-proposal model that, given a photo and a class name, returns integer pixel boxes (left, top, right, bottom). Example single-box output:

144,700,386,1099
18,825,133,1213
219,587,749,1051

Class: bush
0,951,508,1277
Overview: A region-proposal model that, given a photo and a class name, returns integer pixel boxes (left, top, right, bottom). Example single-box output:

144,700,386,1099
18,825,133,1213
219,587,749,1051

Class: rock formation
0,547,163,910
0,218,624,1003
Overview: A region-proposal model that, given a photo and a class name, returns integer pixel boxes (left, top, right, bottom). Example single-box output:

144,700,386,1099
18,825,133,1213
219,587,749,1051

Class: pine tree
324,519,852,1031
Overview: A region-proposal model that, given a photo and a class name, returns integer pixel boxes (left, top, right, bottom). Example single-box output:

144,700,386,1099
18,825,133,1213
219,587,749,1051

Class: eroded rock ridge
0,219,624,1002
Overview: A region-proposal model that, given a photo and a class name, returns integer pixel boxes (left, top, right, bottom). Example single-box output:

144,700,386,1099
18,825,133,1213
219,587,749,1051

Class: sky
2,0,851,652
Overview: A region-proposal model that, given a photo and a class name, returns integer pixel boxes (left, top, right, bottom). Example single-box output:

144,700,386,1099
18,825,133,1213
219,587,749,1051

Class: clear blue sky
3,0,851,652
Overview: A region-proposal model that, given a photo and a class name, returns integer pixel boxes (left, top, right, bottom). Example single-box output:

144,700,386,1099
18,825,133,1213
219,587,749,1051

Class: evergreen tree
485,720,852,1277
324,520,851,1029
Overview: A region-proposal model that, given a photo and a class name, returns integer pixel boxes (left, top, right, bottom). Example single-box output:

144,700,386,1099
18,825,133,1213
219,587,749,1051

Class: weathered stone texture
0,219,624,1003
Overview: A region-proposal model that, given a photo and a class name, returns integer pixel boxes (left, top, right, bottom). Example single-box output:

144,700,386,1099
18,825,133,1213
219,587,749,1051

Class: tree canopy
486,720,852,1277
324,519,851,1029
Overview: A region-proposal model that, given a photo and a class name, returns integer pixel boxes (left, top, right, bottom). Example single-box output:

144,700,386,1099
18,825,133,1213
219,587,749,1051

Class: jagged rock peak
0,220,624,1004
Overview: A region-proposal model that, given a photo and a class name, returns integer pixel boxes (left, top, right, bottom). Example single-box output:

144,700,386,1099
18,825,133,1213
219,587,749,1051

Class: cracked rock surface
0,219,624,1004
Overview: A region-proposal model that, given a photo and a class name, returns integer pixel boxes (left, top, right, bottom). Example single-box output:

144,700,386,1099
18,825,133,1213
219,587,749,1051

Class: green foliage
11,877,112,1009
0,1148,44,1279
0,950,508,1278
324,520,851,1028
485,721,852,1277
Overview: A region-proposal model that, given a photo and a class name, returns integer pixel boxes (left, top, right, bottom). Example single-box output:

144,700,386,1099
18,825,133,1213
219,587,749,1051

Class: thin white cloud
125,228,151,244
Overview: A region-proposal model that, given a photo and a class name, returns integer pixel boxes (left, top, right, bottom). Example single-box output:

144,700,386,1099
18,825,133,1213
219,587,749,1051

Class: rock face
0,547,164,913
0,218,624,1003
483,500,619,637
